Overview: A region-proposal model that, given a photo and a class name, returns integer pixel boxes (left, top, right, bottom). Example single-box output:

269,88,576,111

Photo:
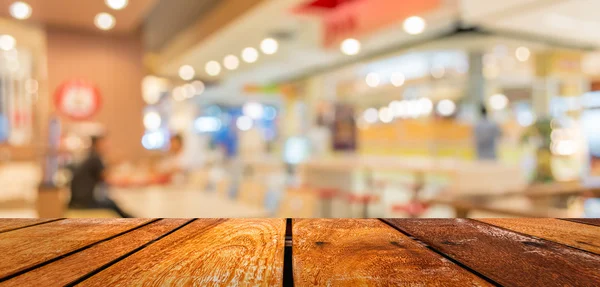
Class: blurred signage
536,51,582,78
293,0,440,47
54,80,101,120
243,84,297,98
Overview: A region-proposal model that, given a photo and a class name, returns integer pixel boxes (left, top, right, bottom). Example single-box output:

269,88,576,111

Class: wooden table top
0,218,599,286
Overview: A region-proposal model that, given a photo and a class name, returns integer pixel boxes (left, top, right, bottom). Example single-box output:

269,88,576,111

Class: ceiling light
9,2,32,20
223,55,240,70
178,65,195,80
172,86,187,102
260,38,279,55
403,16,426,35
143,111,162,131
489,93,509,110
94,13,116,31
437,99,456,116
242,47,259,63
192,81,205,96
515,46,531,62
431,66,445,79
205,61,222,76
391,73,405,87
378,107,393,123
105,0,128,10
419,98,433,116
363,108,378,124
0,35,16,51
340,38,360,55
243,102,264,119
365,73,380,88
183,84,196,99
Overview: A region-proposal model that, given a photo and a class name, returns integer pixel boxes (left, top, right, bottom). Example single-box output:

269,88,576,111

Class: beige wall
46,28,146,161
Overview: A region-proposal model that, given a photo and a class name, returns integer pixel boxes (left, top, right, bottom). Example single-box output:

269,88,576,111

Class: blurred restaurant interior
1,0,600,219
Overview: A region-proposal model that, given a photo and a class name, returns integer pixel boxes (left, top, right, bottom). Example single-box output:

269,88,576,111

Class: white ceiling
159,0,600,101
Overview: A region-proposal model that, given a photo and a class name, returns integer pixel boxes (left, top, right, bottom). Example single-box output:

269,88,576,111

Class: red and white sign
294,0,440,47
54,80,101,120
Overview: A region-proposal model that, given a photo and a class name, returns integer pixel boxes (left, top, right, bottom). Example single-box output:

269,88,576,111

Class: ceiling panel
0,0,157,33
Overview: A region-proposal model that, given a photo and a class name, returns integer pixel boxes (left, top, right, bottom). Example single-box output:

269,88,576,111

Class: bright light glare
552,140,577,156
223,55,239,70
515,46,531,62
105,0,128,10
243,102,264,119
392,101,408,118
363,108,378,124
183,84,196,99
236,116,254,131
142,131,165,150
172,86,186,102
403,16,426,35
141,76,167,104
9,2,32,20
179,65,195,80
365,73,380,88
205,61,222,76
143,111,162,131
391,73,405,87
407,100,421,118
437,99,456,116
242,47,259,63
94,13,116,30
264,106,277,120
431,66,445,79
194,117,222,133
379,107,393,123
340,38,361,55
419,98,433,116
0,35,16,51
260,38,279,55
489,93,508,110
192,81,205,96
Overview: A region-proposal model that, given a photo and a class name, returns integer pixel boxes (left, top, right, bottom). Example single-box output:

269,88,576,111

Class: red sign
294,0,440,47
54,80,101,120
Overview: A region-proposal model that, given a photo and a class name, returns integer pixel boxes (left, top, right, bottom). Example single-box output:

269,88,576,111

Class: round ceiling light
105,0,128,10
0,35,16,51
178,65,195,80
437,99,456,116
365,73,380,88
242,47,259,63
390,72,405,87
260,38,279,55
9,1,32,20
205,61,222,76
489,93,509,110
223,55,240,70
94,12,116,31
515,46,531,62
403,16,426,35
192,80,205,96
340,38,360,56
143,111,162,131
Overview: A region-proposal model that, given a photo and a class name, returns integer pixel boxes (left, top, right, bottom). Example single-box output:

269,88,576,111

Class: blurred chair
187,169,210,191
277,187,318,218
64,209,119,218
215,176,231,198
237,178,267,207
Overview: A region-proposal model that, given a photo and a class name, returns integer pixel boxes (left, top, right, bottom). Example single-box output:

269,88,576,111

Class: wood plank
0,218,152,280
477,218,600,255
78,219,286,286
385,218,600,287
293,219,492,286
2,219,191,286
0,218,60,233
564,218,600,227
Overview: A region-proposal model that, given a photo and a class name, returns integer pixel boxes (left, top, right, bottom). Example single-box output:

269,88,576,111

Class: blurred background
1,0,599,219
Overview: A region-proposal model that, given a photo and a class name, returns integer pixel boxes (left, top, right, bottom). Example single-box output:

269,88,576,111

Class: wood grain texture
293,219,491,286
564,218,600,227
385,218,600,287
0,218,152,279
79,219,286,286
0,218,60,233
2,219,190,286
478,218,600,255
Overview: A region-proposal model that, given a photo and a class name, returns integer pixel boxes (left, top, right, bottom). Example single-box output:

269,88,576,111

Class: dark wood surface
564,218,600,227
293,219,491,286
384,218,600,287
0,218,599,286
477,218,600,255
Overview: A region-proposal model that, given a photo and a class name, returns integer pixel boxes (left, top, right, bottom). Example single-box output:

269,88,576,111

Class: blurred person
69,135,131,217
474,105,502,160
156,134,188,182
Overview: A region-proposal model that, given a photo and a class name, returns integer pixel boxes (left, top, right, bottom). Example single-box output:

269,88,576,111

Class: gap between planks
378,218,503,287
0,218,65,234
65,218,197,286
0,218,161,282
